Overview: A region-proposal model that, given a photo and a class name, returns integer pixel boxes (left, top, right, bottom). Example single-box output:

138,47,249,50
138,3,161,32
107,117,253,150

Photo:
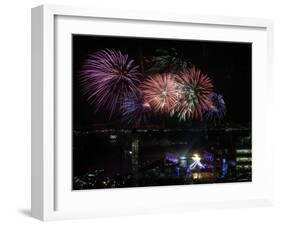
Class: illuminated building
189,154,205,170
236,149,252,180
179,156,188,168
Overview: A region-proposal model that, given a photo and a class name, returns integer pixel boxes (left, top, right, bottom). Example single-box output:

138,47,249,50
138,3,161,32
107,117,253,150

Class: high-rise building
131,134,139,172
235,149,252,181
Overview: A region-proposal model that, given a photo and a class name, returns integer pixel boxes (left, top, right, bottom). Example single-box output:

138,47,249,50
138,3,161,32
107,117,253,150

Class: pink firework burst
140,73,179,113
80,49,140,118
175,66,214,121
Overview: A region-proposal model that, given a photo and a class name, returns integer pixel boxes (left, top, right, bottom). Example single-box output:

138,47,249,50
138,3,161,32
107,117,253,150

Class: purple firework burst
205,93,226,122
120,94,151,126
80,49,141,118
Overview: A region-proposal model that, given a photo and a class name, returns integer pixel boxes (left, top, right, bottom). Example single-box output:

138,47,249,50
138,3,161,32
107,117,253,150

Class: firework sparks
140,73,179,113
80,49,140,118
205,93,226,122
146,48,191,74
120,94,151,126
174,66,214,121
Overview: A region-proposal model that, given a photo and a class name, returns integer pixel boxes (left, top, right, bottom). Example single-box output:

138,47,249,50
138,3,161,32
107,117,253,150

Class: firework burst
80,49,140,118
140,73,179,113
146,48,191,74
120,94,151,126
205,93,226,122
174,66,214,121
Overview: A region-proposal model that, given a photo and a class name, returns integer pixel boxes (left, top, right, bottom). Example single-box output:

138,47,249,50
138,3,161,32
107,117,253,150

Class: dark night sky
72,35,252,129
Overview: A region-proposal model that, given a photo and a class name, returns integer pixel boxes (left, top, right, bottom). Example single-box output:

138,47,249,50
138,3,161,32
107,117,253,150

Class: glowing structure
203,151,214,162
80,49,140,118
179,156,188,168
165,152,178,164
173,66,214,121
189,154,205,170
140,73,179,113
220,158,228,178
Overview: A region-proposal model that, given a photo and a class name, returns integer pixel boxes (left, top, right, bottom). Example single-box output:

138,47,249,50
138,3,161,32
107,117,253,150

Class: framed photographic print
31,4,274,221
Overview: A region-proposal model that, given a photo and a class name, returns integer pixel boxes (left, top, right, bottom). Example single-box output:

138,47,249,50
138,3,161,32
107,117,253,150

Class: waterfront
72,35,252,190
73,125,251,190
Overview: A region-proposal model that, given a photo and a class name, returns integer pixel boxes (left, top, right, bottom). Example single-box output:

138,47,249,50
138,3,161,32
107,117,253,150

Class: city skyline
72,35,252,190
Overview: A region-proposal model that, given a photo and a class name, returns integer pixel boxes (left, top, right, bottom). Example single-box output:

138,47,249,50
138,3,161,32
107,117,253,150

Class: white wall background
0,0,280,225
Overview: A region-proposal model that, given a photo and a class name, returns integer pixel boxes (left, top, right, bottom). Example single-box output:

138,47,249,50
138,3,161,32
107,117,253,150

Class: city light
189,154,205,170
192,154,201,161
165,152,178,163
203,151,214,162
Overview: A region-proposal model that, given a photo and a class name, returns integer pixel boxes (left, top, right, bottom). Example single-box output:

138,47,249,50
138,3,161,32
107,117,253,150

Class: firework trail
174,66,214,121
140,73,179,114
80,49,140,118
205,93,226,122
120,94,151,126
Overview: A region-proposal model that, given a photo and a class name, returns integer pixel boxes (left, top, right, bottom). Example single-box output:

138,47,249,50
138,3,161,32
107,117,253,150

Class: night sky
72,35,252,129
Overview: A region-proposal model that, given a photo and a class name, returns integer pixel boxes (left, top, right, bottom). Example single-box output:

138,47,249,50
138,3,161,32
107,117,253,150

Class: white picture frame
31,4,274,221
